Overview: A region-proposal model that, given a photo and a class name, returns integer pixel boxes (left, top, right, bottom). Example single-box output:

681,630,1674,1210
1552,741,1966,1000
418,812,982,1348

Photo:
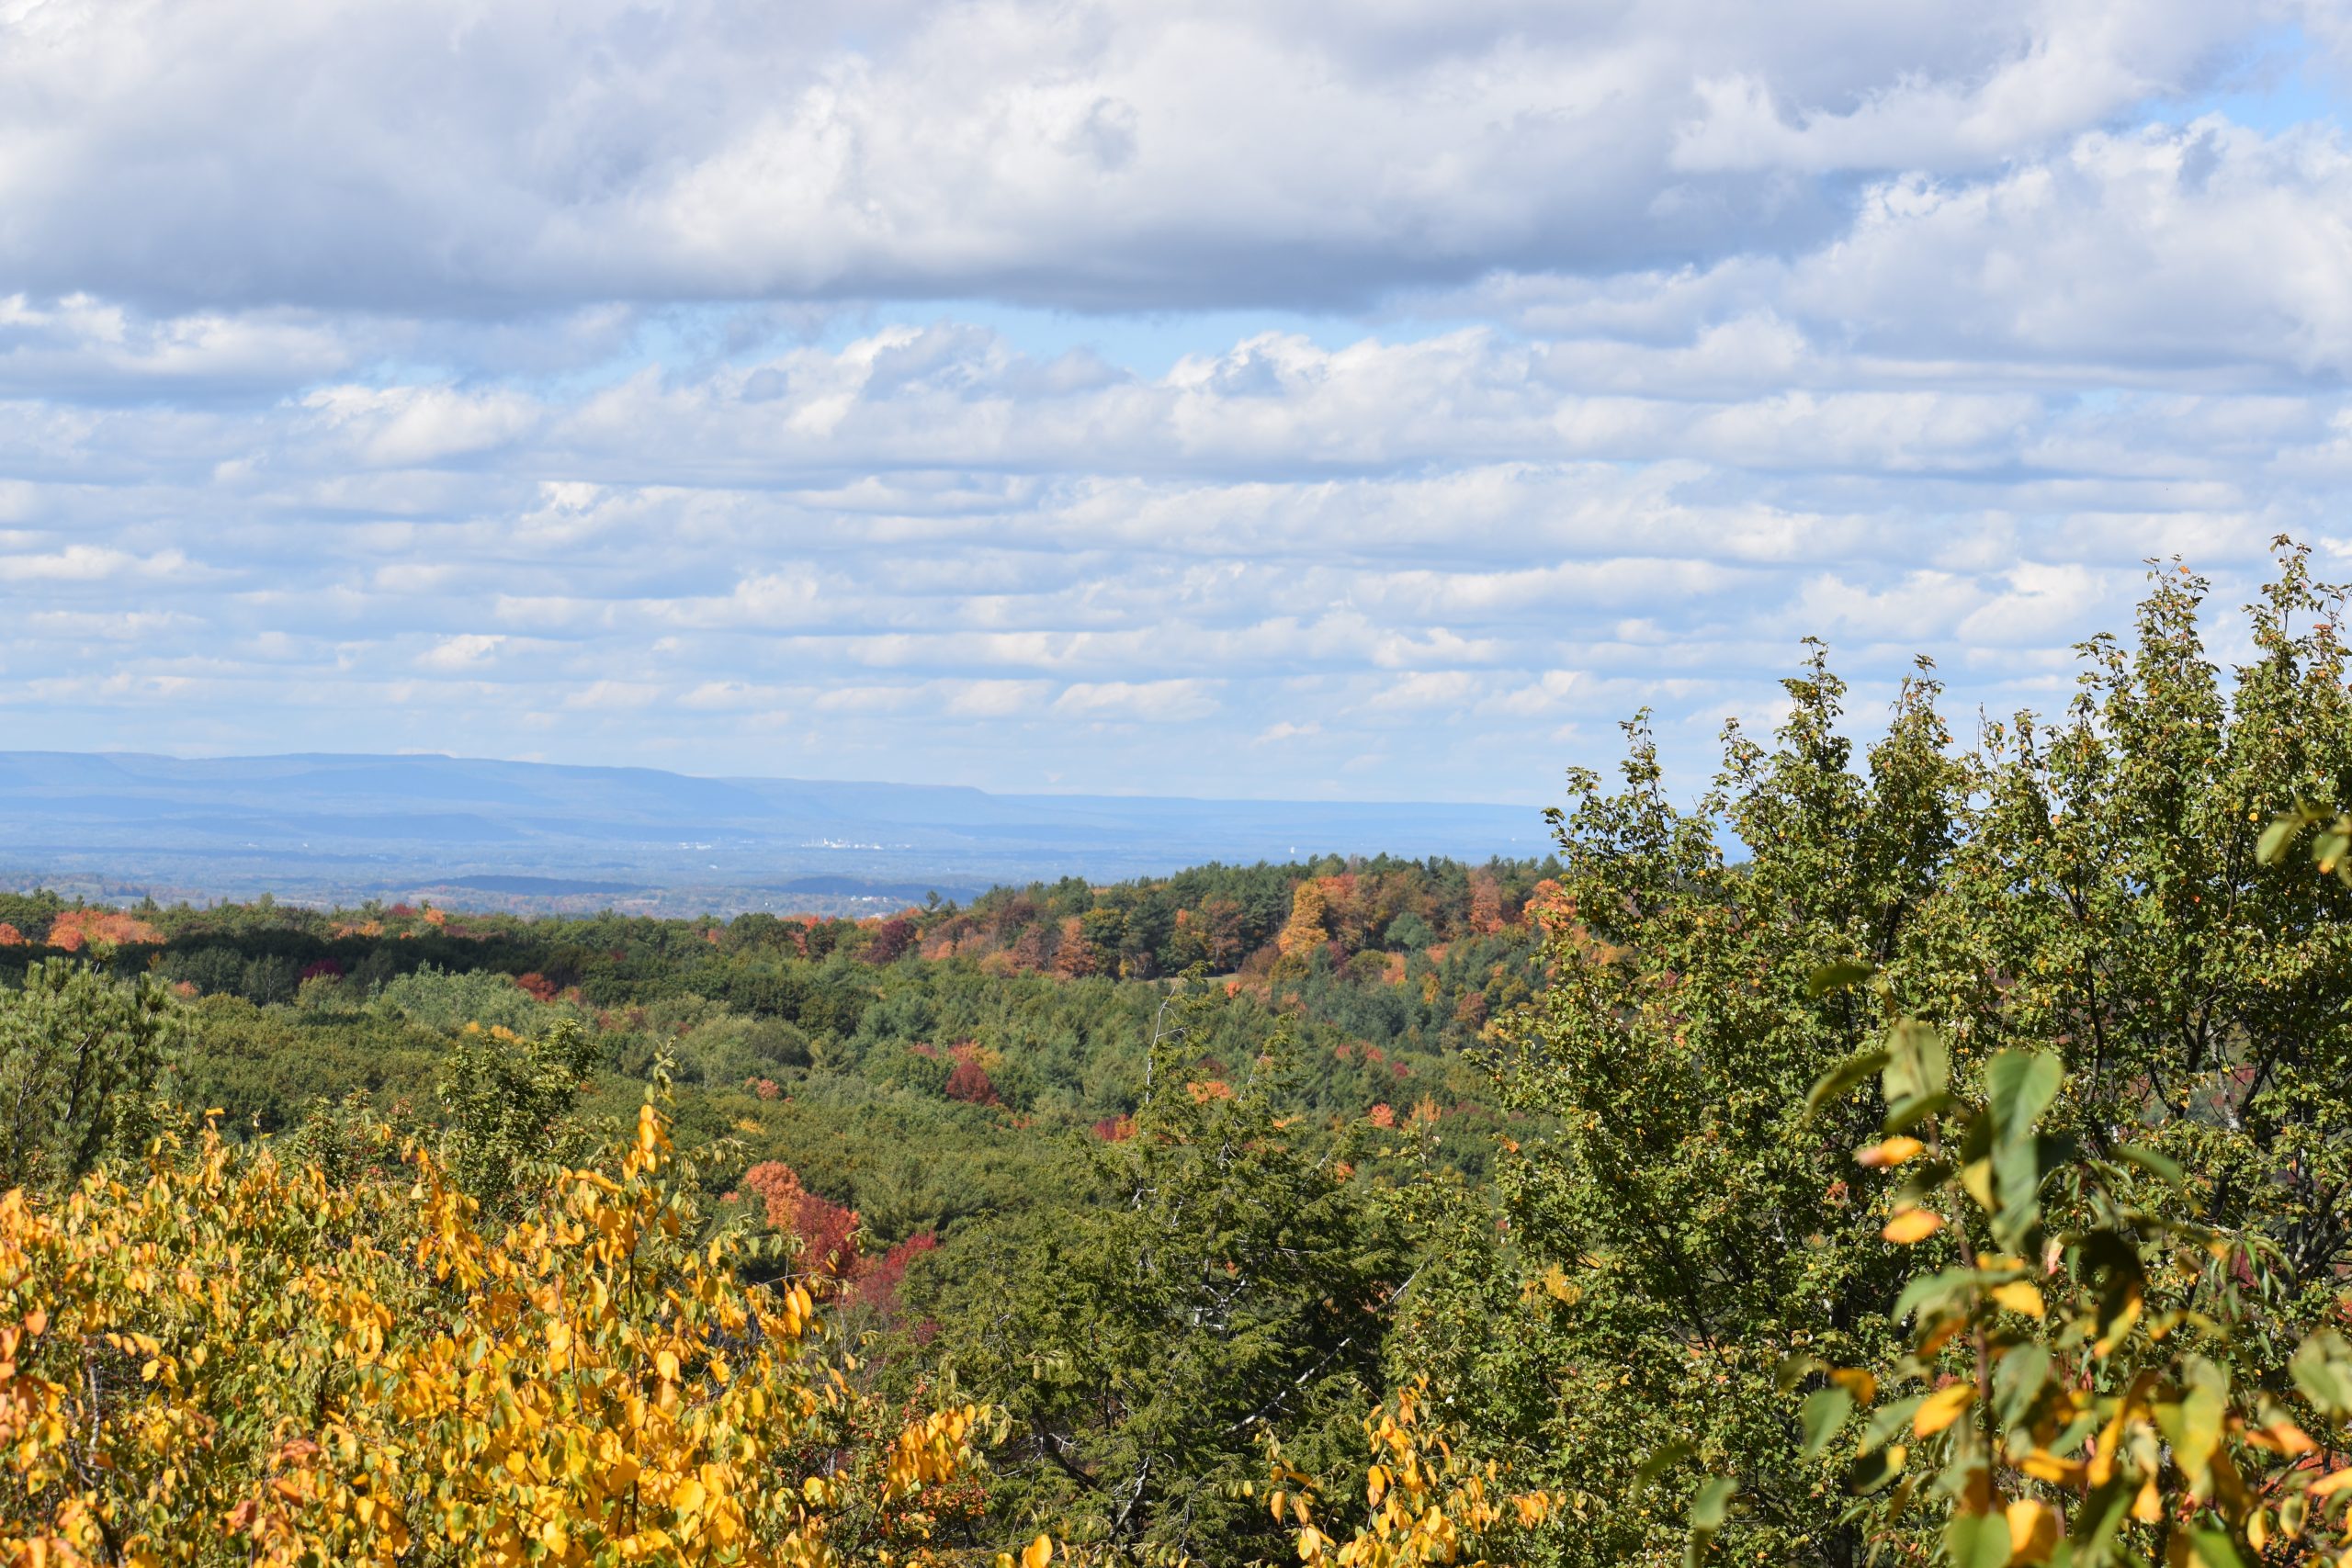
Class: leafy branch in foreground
1797,1012,2352,1567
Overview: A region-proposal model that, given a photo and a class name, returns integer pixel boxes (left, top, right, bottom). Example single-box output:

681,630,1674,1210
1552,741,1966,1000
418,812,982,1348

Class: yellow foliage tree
1269,1381,1550,1567
0,1097,990,1565
1273,882,1332,977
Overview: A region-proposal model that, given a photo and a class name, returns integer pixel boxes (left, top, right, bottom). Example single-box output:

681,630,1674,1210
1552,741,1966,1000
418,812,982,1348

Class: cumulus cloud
416,634,507,671
0,0,2319,311
0,3,2346,801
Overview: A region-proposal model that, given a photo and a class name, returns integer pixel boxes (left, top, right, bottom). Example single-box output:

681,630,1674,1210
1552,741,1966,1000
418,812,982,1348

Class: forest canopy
5,547,2352,1566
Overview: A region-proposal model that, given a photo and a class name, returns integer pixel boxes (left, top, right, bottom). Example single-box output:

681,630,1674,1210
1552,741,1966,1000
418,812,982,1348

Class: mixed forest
6,547,2352,1567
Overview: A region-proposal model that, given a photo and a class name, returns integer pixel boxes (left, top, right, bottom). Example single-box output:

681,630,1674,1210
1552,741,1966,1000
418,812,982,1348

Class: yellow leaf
1960,1158,1995,1213
1883,1208,1944,1244
1021,1532,1054,1568
1914,1383,1975,1438
2019,1450,2086,1486
2007,1498,2059,1563
1856,1136,1925,1168
1991,1282,2045,1318
2248,1421,2315,1456
1828,1368,1877,1404
2311,1468,2352,1498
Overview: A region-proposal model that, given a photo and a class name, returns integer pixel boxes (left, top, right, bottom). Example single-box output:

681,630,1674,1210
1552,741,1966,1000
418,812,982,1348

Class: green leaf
2188,1528,2249,1568
1984,1051,2062,1248
1883,1090,1954,1136
2153,1362,2225,1487
1799,1386,1853,1458
1683,1476,1736,1568
1807,960,1877,998
1991,1342,2051,1429
1944,1512,2011,1568
1776,1353,1823,1391
1881,1021,1950,1107
2112,1144,2186,1188
1634,1440,1696,1493
2290,1331,2352,1416
2256,815,2302,864
1891,1269,1973,1327
1984,1050,2063,1143
1860,1392,1926,1453
1841,1445,1904,1495
2069,1480,2132,1556
1806,1050,1889,1118
1690,1475,1736,1531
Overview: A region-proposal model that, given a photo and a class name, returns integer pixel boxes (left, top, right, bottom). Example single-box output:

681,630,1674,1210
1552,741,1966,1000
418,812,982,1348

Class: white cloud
1052,680,1220,721
0,3,2345,804
303,384,539,466
0,545,187,582
1955,562,2115,646
416,633,506,671
563,680,662,710
0,0,2318,312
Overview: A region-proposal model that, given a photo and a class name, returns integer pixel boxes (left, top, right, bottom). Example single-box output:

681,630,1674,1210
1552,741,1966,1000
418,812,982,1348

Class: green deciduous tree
1400,547,2352,1566
434,1017,602,1204
909,994,1408,1565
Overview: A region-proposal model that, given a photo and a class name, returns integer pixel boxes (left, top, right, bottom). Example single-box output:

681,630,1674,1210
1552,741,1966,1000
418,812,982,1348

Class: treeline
0,851,1561,989
7,549,2352,1566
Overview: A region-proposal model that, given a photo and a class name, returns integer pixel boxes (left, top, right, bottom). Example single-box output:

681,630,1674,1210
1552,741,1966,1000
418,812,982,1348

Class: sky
4,1,2352,805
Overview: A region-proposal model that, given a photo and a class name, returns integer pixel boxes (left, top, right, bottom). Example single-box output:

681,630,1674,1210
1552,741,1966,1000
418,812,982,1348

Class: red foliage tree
866,916,918,964
739,1161,860,1280
513,971,558,1001
847,1232,937,1323
944,1059,1001,1107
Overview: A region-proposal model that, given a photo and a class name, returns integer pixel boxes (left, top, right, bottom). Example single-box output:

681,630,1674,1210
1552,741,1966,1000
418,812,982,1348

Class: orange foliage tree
42,910,164,953
741,1160,863,1282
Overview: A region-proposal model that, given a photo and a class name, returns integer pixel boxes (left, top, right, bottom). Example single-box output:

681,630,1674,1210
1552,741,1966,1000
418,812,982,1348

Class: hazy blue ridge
0,750,1552,915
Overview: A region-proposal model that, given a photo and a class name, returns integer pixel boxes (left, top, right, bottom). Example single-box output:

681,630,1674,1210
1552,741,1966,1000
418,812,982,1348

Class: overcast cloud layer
4,0,2351,803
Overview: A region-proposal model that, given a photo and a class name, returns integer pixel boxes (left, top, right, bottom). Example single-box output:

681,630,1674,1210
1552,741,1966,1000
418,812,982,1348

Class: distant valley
0,750,1550,914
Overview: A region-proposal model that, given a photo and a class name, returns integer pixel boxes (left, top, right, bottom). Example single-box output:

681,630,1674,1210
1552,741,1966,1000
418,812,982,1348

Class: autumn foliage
740,1160,862,1280
0,1100,987,1565
40,910,163,953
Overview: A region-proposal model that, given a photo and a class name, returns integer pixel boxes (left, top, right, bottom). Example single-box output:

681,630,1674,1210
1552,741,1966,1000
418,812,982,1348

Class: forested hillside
6,552,2352,1566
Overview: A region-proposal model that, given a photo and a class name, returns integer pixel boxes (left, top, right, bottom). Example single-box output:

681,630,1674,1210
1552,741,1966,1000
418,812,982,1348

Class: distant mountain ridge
0,751,1551,914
